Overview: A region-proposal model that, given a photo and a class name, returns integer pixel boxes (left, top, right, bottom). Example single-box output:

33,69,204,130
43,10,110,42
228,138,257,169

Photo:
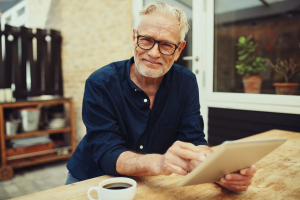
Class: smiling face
133,12,186,78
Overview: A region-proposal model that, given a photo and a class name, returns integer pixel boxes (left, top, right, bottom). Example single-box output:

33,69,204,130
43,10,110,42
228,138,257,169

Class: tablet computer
177,138,286,187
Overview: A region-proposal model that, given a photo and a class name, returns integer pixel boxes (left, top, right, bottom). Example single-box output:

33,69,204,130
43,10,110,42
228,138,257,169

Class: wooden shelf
0,98,72,108
9,154,72,169
5,127,71,140
0,98,76,180
7,146,72,160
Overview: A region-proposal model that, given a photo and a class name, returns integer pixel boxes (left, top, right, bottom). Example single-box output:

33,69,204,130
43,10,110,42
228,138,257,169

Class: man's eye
140,37,152,42
162,43,173,48
145,38,153,42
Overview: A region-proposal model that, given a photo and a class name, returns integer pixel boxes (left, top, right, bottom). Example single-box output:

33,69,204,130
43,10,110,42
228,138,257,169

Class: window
214,0,300,95
17,7,25,17
5,15,12,23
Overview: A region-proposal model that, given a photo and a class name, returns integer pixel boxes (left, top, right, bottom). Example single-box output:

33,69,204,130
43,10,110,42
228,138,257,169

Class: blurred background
0,0,299,199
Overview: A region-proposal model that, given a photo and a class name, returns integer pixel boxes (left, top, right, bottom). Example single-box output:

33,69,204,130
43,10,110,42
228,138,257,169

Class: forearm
116,151,164,176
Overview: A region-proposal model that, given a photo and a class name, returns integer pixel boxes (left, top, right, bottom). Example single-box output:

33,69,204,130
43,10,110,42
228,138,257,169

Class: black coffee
103,182,132,190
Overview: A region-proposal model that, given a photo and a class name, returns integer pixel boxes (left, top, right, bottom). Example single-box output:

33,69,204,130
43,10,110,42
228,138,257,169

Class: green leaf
246,35,252,42
238,37,246,44
239,54,248,60
248,48,255,52
235,35,267,76
236,64,244,69
237,68,244,75
238,50,245,55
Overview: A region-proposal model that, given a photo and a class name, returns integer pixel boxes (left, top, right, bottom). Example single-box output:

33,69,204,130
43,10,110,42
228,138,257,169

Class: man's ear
132,29,137,44
174,41,186,61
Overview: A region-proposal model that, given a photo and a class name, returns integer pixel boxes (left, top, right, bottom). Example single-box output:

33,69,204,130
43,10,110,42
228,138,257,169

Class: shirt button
134,89,137,92
144,99,147,103
140,145,143,149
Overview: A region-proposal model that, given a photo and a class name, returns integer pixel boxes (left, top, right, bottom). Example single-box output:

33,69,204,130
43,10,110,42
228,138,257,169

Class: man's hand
116,142,211,177
159,141,212,175
216,165,257,192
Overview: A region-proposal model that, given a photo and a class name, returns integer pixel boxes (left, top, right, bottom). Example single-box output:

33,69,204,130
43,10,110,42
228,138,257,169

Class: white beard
133,55,172,78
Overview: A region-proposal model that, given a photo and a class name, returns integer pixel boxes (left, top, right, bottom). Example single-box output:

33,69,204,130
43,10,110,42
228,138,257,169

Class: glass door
193,0,300,116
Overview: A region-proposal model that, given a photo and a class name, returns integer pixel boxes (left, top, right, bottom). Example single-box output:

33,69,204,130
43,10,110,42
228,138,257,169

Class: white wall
1,0,28,30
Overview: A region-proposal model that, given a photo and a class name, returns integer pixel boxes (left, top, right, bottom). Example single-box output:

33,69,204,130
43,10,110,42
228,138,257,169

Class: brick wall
45,0,133,141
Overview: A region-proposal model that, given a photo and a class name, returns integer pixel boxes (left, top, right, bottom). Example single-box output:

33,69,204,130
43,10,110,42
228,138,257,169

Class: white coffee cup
87,177,136,200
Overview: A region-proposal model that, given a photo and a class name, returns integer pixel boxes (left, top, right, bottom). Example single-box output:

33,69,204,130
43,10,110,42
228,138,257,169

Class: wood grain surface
11,129,300,200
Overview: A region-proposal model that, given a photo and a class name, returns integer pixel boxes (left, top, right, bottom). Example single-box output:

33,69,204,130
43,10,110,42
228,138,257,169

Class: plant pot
242,76,262,94
273,83,299,95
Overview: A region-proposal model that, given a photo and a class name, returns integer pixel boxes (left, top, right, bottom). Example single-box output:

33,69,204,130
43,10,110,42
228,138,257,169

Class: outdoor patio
0,160,68,199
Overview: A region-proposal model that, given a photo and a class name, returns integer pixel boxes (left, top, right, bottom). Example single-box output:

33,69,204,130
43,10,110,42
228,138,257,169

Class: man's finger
196,145,214,154
224,173,253,181
220,177,252,186
199,153,206,162
176,141,199,152
167,154,193,172
164,163,188,175
175,148,201,161
240,165,257,175
217,181,249,192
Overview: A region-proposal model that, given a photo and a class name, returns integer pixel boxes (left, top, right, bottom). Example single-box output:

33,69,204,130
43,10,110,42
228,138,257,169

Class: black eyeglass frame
136,32,179,56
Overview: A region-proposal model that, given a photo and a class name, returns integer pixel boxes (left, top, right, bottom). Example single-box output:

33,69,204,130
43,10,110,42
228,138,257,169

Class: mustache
140,56,165,65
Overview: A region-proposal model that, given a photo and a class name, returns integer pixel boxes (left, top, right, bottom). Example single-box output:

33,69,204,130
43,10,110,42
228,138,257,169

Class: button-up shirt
67,57,207,181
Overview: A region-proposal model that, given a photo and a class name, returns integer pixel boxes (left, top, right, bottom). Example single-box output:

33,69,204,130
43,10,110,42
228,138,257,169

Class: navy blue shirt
67,57,207,181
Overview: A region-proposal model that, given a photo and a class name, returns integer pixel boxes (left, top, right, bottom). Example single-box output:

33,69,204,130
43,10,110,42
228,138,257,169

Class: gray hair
138,1,189,41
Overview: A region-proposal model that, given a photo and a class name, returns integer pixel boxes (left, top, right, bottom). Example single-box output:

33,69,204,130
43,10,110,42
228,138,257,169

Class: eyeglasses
136,32,179,56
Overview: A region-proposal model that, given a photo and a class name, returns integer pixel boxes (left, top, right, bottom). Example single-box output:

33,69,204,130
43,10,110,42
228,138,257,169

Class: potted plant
236,36,267,93
267,58,300,95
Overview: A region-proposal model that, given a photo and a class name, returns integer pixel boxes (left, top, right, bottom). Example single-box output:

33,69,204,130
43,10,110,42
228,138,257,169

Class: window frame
204,0,300,115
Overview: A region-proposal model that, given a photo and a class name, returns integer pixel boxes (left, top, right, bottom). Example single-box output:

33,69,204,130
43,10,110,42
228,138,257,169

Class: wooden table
12,129,300,200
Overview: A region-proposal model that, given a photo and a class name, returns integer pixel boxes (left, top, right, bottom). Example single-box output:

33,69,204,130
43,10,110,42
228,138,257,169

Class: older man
66,1,256,192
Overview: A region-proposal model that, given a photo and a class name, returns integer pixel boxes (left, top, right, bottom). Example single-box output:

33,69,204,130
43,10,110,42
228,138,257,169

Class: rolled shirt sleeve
83,78,129,175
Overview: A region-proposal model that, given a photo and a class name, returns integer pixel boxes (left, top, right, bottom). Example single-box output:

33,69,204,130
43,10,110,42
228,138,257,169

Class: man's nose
148,42,160,58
